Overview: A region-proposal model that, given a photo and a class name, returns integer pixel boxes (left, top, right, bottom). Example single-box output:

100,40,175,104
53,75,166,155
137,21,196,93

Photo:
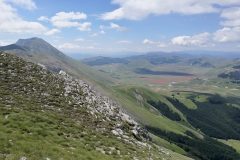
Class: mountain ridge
1,38,240,160
0,37,116,90
1,51,183,159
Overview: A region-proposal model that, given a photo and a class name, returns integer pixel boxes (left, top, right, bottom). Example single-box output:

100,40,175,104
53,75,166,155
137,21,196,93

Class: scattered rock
19,157,27,160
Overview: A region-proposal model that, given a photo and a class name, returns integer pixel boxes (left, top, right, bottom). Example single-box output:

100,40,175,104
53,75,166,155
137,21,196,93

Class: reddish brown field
141,76,194,84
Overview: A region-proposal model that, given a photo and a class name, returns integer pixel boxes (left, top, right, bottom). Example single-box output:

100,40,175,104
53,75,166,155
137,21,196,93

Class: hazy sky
0,0,240,55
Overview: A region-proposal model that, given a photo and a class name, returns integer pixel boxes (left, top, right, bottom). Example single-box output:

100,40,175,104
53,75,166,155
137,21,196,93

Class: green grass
218,139,240,153
0,52,193,160
4,50,240,159
110,85,240,159
112,86,191,136
173,93,198,109
0,108,115,160
82,54,240,159
150,133,187,155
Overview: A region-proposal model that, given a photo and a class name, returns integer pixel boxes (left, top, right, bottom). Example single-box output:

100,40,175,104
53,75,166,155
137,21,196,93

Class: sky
0,0,240,56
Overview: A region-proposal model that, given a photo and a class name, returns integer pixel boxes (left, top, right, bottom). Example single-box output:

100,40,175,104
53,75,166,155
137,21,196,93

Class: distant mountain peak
11,37,66,58
16,37,51,47
17,37,42,41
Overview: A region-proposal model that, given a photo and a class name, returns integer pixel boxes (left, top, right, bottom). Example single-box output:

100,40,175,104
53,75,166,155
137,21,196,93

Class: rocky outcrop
58,70,149,145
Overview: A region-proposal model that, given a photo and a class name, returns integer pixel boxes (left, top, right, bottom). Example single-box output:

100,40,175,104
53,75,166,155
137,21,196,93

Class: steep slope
3,38,239,159
0,52,189,160
0,38,114,89
15,38,64,58
112,86,240,160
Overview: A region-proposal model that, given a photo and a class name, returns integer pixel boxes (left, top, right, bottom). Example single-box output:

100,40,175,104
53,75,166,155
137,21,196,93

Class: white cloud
47,12,91,31
52,21,80,28
142,39,167,48
78,22,91,31
170,27,240,46
90,33,99,37
213,27,240,42
157,43,167,48
90,30,105,37
51,12,87,23
6,0,36,10
38,16,49,22
215,7,240,42
58,42,102,52
0,0,47,33
101,0,240,20
220,7,240,27
0,40,12,46
75,38,85,42
171,32,210,46
117,40,132,44
44,28,60,36
58,43,81,50
143,39,156,45
109,22,126,31
100,22,126,31
170,6,240,44
100,30,106,34
221,7,240,20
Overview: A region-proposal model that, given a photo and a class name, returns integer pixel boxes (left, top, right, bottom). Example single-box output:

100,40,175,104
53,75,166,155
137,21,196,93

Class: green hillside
111,86,240,159
1,38,240,160
0,52,195,160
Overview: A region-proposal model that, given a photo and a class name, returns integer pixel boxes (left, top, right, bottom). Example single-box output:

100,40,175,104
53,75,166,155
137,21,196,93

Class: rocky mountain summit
0,52,176,160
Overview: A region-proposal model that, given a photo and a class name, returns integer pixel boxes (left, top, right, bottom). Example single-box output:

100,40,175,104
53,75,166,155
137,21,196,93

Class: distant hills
1,38,240,160
83,56,129,66
82,51,239,68
134,68,194,76
218,65,240,82
233,65,240,69
82,53,182,66
217,60,240,82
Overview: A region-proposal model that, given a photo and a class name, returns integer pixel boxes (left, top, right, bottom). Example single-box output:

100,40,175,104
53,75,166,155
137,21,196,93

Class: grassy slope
0,107,114,160
6,50,115,98
110,85,240,159
0,53,191,160
82,56,240,159
218,139,240,153
112,86,202,135
112,86,191,135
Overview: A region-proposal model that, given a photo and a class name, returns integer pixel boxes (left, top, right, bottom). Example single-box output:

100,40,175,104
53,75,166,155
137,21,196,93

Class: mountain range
0,38,114,88
1,38,240,160
1,52,177,159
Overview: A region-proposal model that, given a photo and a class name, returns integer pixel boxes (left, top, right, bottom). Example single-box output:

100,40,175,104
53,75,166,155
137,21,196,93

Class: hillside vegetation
0,52,187,160
1,38,239,160
112,86,240,160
